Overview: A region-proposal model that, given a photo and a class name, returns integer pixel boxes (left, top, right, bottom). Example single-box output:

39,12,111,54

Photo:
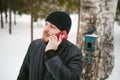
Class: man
17,11,83,80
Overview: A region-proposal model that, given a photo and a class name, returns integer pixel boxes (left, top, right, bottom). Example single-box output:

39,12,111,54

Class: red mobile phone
55,30,68,41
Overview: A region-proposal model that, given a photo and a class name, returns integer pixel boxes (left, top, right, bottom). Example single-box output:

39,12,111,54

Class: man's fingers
58,35,62,43
52,35,58,41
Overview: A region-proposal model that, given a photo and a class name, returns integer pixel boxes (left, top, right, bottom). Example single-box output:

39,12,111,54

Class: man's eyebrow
51,24,56,28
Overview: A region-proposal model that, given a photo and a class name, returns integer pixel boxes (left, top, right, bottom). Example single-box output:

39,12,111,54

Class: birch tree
76,0,118,80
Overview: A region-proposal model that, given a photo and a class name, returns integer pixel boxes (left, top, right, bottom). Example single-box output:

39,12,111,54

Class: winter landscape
0,14,120,80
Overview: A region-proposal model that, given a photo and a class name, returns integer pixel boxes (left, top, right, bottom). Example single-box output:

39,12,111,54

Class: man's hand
45,35,62,52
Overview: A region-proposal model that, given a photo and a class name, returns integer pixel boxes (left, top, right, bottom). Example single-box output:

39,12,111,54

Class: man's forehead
45,21,59,29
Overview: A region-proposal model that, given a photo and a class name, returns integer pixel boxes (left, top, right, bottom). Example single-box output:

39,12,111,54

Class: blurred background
0,0,120,80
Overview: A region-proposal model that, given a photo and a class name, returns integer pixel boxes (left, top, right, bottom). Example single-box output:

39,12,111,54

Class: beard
41,30,49,43
41,35,49,44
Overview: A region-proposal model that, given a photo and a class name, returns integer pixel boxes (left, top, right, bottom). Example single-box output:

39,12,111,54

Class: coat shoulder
29,39,45,48
66,40,81,52
31,39,43,45
64,40,82,57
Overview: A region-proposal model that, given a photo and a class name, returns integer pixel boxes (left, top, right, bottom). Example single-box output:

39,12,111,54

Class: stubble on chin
41,36,48,44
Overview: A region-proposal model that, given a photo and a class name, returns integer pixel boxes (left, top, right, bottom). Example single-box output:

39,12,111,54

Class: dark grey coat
17,39,83,80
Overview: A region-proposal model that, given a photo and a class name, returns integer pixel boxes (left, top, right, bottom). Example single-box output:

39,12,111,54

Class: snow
106,22,120,80
0,14,31,80
0,14,120,80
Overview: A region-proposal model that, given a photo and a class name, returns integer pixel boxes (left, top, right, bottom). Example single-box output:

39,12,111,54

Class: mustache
43,32,50,36
43,33,50,36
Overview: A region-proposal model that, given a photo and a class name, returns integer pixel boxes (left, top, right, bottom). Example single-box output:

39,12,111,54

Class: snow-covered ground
106,22,120,80
0,14,120,80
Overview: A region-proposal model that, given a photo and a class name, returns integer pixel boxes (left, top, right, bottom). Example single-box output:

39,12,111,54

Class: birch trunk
76,0,118,79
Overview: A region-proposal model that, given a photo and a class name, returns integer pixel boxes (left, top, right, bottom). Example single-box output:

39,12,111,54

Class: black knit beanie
45,11,72,34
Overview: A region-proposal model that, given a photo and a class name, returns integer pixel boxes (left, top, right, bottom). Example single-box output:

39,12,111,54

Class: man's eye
51,26,55,29
45,23,48,26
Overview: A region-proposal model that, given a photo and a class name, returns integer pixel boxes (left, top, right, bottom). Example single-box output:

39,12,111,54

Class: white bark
77,0,118,80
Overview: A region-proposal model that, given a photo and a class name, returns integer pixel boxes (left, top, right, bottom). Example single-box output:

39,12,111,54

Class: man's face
42,21,61,43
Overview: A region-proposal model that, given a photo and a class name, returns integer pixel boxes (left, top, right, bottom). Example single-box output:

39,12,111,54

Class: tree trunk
76,0,81,45
1,12,4,28
77,0,118,80
5,10,8,23
9,8,12,34
14,12,16,25
30,0,33,41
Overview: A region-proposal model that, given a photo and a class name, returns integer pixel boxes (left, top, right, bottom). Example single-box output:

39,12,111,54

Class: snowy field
0,14,120,80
